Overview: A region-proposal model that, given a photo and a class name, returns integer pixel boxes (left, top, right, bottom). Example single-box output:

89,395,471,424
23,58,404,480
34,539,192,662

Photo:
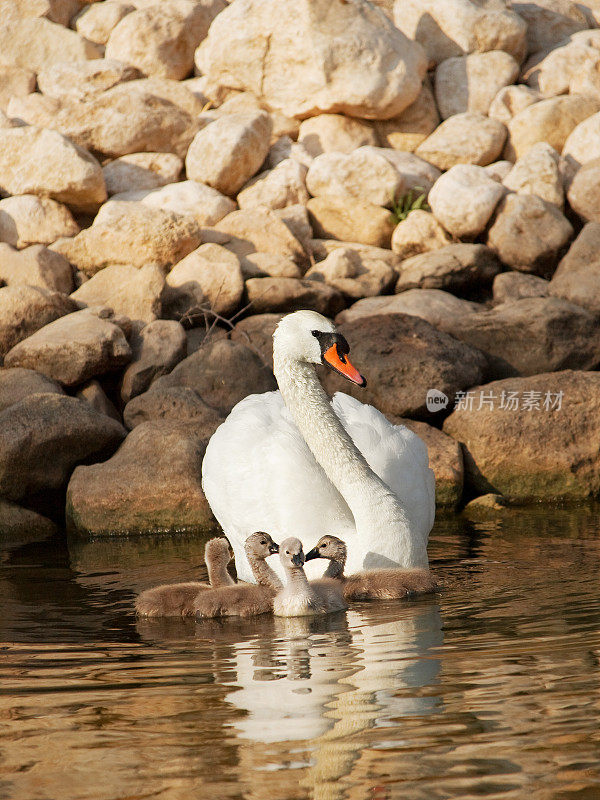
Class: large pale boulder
0,14,102,72
502,142,563,206
103,152,182,195
416,113,507,170
52,202,201,275
428,165,505,238
106,1,225,81
66,420,214,536
110,181,235,226
0,244,73,294
562,112,600,169
549,222,600,313
375,150,441,194
337,290,482,330
570,51,600,99
393,0,527,65
488,84,541,124
241,252,302,280
504,95,600,160
0,367,64,414
266,136,314,170
0,66,35,112
37,59,140,103
298,114,378,157
306,147,404,208
120,320,187,404
373,79,440,152
245,277,345,316
74,1,135,45
390,210,451,260
443,371,600,501
487,193,573,275
512,0,588,53
0,195,79,249
237,159,309,211
307,197,395,248
162,243,244,320
395,244,501,294
4,309,132,386
71,263,165,324
322,313,487,419
186,112,272,196
493,272,549,304
196,0,427,120
310,239,401,272
0,285,75,357
567,158,600,223
522,35,600,97
305,247,396,299
0,126,106,213
213,207,308,267
0,394,125,504
123,386,223,434
435,51,519,119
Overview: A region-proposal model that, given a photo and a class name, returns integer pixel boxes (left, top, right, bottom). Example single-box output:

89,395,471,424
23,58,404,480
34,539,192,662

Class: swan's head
273,311,366,387
305,535,347,566
244,531,279,560
279,536,305,568
204,537,232,567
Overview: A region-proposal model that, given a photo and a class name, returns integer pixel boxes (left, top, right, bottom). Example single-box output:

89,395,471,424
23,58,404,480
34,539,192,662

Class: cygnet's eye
260,539,266,545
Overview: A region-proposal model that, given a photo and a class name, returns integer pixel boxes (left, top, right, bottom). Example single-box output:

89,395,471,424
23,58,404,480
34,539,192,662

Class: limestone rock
111,180,235,227
266,136,314,170
230,313,284,370
484,160,514,182
163,243,244,320
37,59,140,103
307,197,395,249
375,150,441,194
396,244,501,294
298,114,378,157
123,386,223,435
4,309,132,386
8,87,200,160
488,84,541,124
237,159,308,211
512,0,588,53
0,285,75,358
118,76,206,118
103,152,182,195
487,193,573,275
569,51,600,99
245,277,345,316
435,51,519,119
416,113,507,170
443,371,600,501
504,95,600,160
0,243,73,294
493,272,550,303
0,393,126,503
9,0,82,27
66,420,214,536
393,0,527,65
322,313,487,419
310,239,401,272
186,112,272,197
305,247,396,299
0,126,106,213
71,263,165,324
0,367,64,414
337,290,482,331
567,158,600,223
52,202,201,275
390,210,451,260
522,37,600,97
151,338,276,415
562,111,600,169
196,0,427,120
76,379,121,422
428,165,505,238
373,79,440,152
213,207,308,268
502,142,563,206
306,146,404,208
120,320,187,404
0,194,79,249
74,1,135,45
106,1,225,81
241,253,301,280
0,66,35,112
549,222,600,313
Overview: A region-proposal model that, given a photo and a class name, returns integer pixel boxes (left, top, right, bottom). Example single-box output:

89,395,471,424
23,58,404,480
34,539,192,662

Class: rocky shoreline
1,0,600,540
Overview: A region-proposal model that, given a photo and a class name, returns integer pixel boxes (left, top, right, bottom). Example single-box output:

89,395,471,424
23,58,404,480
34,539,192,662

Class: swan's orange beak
323,344,367,387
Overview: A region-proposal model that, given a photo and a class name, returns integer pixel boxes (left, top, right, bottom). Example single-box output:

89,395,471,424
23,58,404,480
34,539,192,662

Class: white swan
201,310,435,583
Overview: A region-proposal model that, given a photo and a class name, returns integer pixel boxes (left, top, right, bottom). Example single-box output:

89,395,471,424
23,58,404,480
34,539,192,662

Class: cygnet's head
279,537,305,569
305,535,347,565
244,531,279,560
273,311,366,387
204,537,232,567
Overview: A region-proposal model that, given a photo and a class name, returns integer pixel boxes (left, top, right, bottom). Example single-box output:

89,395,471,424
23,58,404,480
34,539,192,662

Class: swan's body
202,311,435,584
135,537,234,617
273,537,347,617
305,535,438,602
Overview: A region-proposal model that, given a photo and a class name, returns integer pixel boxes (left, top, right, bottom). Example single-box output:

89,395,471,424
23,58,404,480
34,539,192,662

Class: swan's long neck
274,351,427,568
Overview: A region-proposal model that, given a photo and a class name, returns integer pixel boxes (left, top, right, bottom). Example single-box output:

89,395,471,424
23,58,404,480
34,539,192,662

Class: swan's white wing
202,391,354,581
331,393,436,544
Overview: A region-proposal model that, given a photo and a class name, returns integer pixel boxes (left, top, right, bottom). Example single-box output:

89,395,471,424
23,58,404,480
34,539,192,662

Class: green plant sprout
390,186,430,224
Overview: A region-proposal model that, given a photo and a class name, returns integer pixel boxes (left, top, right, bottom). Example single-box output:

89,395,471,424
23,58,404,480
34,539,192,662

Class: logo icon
426,389,449,412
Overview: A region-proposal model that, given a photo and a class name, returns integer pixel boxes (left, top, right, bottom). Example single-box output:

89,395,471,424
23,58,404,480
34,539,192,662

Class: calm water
1,508,600,800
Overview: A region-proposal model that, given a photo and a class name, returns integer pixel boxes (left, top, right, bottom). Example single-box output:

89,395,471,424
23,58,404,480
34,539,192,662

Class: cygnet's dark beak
304,547,320,561
291,553,304,567
269,542,279,554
